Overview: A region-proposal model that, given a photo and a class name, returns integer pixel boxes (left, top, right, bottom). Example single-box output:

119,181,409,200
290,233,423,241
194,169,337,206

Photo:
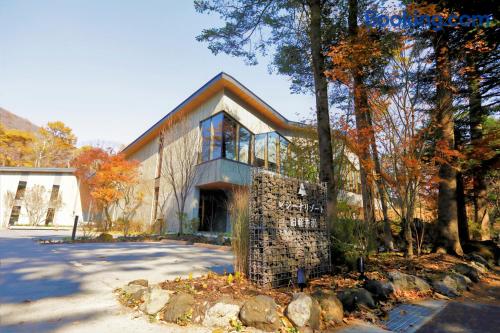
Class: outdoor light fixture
357,256,366,280
297,267,307,291
298,183,307,197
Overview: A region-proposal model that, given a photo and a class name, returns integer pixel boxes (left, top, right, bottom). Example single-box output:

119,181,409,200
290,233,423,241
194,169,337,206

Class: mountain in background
0,107,39,133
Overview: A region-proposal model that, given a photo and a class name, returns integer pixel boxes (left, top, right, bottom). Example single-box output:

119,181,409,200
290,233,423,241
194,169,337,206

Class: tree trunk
366,106,393,249
348,0,375,225
454,124,469,243
433,30,463,256
308,0,337,226
467,54,491,240
104,206,112,231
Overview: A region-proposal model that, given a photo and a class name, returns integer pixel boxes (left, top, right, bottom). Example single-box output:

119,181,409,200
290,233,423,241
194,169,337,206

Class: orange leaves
325,28,382,85
72,148,139,209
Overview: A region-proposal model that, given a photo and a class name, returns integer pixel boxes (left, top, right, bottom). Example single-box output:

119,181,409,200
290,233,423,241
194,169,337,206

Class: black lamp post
357,256,366,280
297,267,307,291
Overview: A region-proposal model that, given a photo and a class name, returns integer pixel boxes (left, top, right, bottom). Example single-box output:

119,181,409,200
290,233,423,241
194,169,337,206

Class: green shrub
96,233,114,242
331,218,377,268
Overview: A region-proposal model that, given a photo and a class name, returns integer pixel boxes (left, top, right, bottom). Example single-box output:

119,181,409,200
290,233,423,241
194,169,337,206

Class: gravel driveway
0,229,232,333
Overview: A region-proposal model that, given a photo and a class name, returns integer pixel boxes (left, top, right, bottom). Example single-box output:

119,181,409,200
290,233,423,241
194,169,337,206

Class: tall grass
227,187,249,275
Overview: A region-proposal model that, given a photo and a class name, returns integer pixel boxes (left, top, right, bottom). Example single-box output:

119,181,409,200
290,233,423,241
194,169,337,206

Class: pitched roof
121,72,303,156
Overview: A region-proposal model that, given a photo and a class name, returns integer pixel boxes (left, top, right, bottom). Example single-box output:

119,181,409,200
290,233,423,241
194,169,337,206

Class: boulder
121,284,147,301
363,279,394,300
467,253,491,269
285,293,320,329
141,285,172,315
202,302,240,328
462,240,499,263
469,261,488,274
128,279,149,287
311,289,343,324
432,275,463,297
240,295,281,332
388,271,431,293
453,264,481,283
162,292,195,323
337,288,375,312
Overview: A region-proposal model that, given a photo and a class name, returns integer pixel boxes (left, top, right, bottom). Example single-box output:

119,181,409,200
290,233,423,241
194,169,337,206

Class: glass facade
199,112,290,173
200,112,254,164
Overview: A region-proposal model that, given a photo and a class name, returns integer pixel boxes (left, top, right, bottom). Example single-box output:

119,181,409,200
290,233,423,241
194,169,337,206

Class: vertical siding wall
126,90,287,233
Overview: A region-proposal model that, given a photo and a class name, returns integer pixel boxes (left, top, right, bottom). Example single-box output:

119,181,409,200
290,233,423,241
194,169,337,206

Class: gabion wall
248,169,331,288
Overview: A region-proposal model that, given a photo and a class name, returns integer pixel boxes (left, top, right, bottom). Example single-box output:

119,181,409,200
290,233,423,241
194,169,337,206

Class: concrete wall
0,171,82,228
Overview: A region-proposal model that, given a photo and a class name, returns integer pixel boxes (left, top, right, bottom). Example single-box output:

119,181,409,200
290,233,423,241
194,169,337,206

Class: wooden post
71,215,79,241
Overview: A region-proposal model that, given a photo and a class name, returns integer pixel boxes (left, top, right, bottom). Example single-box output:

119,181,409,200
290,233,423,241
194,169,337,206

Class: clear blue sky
0,0,316,146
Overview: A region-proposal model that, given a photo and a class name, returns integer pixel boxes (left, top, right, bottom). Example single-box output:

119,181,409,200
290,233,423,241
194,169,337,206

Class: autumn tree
195,0,343,222
0,124,35,167
33,121,77,168
73,148,140,231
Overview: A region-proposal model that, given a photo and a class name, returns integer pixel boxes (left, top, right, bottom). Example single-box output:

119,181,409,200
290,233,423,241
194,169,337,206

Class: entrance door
199,189,228,232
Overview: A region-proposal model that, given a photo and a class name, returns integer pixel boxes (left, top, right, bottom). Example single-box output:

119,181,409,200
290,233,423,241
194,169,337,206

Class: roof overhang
0,167,76,174
121,72,306,157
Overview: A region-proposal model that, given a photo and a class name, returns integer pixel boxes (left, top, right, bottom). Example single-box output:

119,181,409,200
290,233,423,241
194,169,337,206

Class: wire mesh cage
248,169,331,288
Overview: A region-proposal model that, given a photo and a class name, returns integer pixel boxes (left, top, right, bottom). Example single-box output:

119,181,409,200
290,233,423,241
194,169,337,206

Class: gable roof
121,72,304,157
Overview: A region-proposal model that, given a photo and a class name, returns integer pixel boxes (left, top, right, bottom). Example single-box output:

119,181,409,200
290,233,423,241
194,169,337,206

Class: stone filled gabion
248,169,331,288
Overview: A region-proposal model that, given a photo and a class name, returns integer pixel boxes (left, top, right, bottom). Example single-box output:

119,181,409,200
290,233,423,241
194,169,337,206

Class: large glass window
252,132,289,174
238,126,251,164
223,117,237,160
211,113,223,160
200,112,253,164
255,133,267,168
267,132,278,172
279,136,289,174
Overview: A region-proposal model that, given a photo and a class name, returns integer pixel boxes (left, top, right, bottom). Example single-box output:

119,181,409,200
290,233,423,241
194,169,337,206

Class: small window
267,132,278,172
45,208,55,225
201,118,211,162
254,133,267,168
49,185,60,202
9,206,21,225
14,181,27,200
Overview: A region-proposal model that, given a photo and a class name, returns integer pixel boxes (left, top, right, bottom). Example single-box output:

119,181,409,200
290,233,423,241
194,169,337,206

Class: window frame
198,111,254,166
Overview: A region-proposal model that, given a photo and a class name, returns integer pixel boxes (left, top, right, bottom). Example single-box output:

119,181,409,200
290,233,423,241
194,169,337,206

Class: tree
33,121,77,167
160,118,202,235
195,0,339,222
73,148,139,231
116,182,145,237
374,39,432,257
0,124,34,167
21,185,63,226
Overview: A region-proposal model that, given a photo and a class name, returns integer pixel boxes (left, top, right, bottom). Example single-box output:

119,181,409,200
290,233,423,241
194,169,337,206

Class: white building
0,167,83,228
121,72,363,233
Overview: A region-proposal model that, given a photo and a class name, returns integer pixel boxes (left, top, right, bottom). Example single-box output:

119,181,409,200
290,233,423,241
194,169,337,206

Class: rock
311,289,343,324
462,240,499,264
240,295,280,332
363,279,394,300
432,275,463,297
388,271,431,293
202,302,240,328
285,293,320,329
469,261,488,274
128,279,149,287
337,288,375,312
162,292,195,324
141,285,171,315
121,284,147,301
467,253,491,269
453,264,481,283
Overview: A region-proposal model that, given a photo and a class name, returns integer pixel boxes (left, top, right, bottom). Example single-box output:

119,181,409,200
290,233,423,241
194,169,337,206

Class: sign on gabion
248,169,331,288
